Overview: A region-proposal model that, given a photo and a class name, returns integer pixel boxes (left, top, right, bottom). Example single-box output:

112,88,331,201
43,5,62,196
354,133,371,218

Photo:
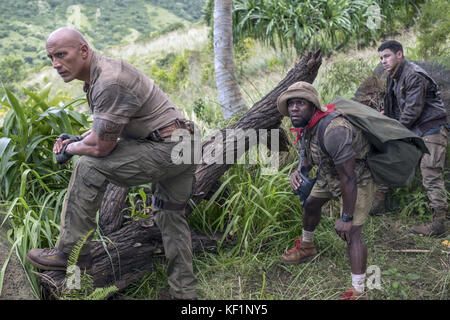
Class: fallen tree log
40,185,221,297
192,50,322,205
40,50,323,297
40,218,221,297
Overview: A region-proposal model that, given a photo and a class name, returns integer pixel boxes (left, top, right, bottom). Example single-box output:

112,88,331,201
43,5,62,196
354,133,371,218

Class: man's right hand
290,170,303,190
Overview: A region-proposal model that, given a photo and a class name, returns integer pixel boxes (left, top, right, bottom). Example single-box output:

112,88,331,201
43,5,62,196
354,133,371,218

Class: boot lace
286,238,303,254
341,289,356,300
42,248,59,256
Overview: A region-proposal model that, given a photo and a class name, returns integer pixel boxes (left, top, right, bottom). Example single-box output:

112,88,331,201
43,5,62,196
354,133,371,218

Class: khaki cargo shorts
310,179,376,226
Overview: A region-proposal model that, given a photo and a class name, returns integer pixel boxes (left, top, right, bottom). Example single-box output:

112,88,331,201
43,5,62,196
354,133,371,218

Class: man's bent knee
304,196,328,214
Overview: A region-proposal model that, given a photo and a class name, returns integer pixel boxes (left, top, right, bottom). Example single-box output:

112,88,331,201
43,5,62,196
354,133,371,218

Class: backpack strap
317,111,341,157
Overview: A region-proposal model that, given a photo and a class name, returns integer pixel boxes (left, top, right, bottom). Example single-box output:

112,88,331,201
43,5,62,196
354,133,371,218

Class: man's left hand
334,219,353,243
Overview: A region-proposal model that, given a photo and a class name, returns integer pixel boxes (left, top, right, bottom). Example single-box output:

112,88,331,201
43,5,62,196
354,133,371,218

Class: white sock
352,273,366,293
302,229,315,243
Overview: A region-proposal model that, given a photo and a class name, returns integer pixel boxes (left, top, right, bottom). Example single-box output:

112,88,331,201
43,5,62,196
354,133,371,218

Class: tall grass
0,174,66,298
0,86,90,298
190,161,303,255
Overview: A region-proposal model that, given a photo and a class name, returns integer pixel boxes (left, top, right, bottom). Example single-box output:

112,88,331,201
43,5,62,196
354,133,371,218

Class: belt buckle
149,129,163,142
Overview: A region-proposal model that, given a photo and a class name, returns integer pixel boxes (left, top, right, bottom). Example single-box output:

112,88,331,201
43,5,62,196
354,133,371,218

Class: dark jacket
383,58,447,136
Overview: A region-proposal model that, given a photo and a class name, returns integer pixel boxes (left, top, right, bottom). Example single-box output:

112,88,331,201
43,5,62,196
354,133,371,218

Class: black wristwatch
341,212,353,222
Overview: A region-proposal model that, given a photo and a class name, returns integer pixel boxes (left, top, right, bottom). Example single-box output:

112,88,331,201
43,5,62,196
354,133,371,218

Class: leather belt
146,119,194,142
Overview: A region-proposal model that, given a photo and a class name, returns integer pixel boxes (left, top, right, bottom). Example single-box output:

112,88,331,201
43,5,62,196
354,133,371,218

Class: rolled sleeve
91,83,140,125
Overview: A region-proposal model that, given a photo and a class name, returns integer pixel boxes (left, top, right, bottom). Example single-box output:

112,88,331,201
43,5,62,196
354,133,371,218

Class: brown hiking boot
281,238,317,264
410,210,446,237
369,191,386,216
26,248,92,271
341,287,369,300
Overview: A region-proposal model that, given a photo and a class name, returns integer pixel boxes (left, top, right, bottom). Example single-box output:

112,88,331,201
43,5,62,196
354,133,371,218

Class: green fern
86,286,119,300
59,230,118,300
66,229,94,269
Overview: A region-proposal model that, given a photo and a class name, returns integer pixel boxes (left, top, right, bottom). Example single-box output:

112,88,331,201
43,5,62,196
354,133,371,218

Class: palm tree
213,0,247,119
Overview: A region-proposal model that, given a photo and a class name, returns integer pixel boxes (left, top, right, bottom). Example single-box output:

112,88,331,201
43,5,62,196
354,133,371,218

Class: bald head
46,27,89,48
46,27,92,83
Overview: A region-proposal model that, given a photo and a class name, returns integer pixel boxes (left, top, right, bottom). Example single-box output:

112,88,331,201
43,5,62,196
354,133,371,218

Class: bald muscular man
26,27,199,300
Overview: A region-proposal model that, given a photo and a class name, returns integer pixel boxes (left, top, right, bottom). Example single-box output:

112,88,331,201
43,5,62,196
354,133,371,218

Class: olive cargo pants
56,138,197,299
420,126,448,213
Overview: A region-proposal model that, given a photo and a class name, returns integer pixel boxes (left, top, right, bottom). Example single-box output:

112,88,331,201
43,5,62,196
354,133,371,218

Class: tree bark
214,0,247,119
98,184,129,235
40,219,221,297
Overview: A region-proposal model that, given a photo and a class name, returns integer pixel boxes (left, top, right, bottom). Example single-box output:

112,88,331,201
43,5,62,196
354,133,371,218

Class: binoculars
292,167,316,204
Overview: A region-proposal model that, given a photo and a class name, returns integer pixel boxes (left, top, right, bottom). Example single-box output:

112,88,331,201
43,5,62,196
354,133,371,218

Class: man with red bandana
277,82,376,300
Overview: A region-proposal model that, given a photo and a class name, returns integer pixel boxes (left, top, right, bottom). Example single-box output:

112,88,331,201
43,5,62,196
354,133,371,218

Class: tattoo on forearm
93,119,123,141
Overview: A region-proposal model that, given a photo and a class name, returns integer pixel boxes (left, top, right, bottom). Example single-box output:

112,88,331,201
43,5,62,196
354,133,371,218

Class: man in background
373,40,448,236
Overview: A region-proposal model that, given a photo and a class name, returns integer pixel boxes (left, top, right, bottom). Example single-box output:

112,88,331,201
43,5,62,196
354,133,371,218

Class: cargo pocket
423,130,447,147
81,167,107,201
421,142,446,172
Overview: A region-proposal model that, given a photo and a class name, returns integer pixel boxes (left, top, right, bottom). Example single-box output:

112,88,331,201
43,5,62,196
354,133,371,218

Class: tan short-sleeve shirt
84,51,185,139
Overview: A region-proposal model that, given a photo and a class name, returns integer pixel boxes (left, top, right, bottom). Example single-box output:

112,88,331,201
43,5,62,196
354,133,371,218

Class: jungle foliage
204,0,425,55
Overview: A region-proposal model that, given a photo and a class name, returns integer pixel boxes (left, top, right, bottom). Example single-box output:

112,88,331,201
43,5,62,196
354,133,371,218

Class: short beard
291,116,309,128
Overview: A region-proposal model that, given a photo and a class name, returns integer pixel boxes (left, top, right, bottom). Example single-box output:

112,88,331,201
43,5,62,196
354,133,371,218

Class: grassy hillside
0,0,204,68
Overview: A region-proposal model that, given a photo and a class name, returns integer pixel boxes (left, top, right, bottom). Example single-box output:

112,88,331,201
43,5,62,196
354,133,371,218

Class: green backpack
317,96,429,187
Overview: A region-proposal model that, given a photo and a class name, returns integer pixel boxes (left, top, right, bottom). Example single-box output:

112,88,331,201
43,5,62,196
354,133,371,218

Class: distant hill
0,0,205,68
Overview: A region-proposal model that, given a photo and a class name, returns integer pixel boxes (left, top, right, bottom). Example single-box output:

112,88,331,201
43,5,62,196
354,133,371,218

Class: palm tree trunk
214,0,247,119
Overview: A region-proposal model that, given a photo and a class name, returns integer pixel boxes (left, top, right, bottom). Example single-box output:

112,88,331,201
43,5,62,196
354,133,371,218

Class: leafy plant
415,0,450,66
0,54,26,92
1,185,68,298
148,51,190,92
190,160,303,254
382,268,421,299
314,56,376,104
124,186,152,219
0,86,90,298
0,86,90,200
225,0,424,55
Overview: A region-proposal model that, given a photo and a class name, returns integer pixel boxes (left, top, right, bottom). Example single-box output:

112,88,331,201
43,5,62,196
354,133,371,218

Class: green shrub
0,86,90,200
315,57,375,104
0,86,91,298
0,54,26,92
415,0,450,66
149,51,190,91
